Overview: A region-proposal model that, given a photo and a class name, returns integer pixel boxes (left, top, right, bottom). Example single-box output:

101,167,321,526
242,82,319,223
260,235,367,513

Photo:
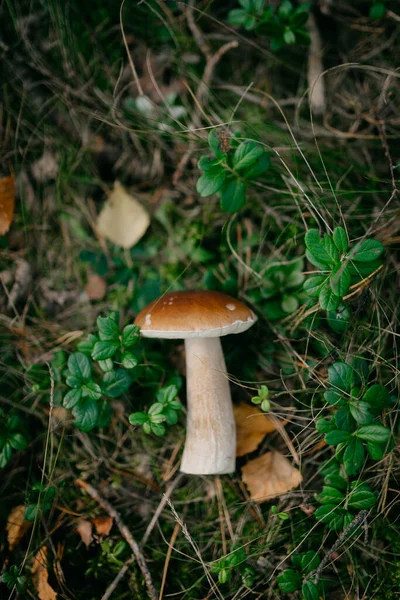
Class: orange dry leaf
234,403,280,457
242,450,302,503
92,516,113,536
32,547,57,600
6,505,31,551
0,174,15,235
84,274,107,301
76,519,93,547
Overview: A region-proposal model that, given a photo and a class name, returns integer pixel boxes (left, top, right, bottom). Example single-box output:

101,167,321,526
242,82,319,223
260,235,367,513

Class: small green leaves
220,178,246,213
362,384,389,409
352,239,384,262
233,140,264,171
102,370,131,398
319,287,341,311
129,385,182,437
302,581,320,600
330,265,351,297
327,303,350,334
347,486,376,509
68,352,92,383
276,569,302,593
333,227,348,253
328,362,353,392
121,324,140,347
1,565,26,593
92,341,119,360
97,316,120,341
196,165,226,197
325,430,350,445
305,229,334,268
355,424,391,443
343,437,365,475
72,398,99,432
303,275,327,298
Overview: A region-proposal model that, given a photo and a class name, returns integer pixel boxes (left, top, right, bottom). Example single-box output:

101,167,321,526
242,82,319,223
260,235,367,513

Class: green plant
210,547,255,586
316,360,393,476
252,258,305,320
196,130,270,213
251,384,271,412
369,0,386,19
1,566,26,593
303,227,384,330
25,482,56,521
0,408,27,468
228,0,310,51
129,384,183,436
277,550,322,599
86,540,127,579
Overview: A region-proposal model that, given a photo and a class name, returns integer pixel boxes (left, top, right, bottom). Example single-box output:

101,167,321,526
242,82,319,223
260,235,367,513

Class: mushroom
134,290,257,475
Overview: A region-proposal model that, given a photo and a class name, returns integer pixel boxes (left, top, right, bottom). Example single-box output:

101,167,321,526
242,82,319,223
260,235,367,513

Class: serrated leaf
67,353,91,383
72,398,99,432
352,239,384,262
233,141,264,171
333,227,348,253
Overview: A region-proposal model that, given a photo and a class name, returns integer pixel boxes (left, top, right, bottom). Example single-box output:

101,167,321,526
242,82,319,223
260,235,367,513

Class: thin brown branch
76,479,157,600
101,557,135,600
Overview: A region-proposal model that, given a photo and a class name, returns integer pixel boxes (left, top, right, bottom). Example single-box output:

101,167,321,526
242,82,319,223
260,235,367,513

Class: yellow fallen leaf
76,519,93,547
0,174,15,236
6,505,31,551
242,450,302,503
32,547,57,600
93,516,113,536
234,403,280,457
97,182,150,249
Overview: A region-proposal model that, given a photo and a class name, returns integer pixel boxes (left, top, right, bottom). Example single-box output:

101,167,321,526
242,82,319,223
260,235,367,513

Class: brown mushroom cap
134,290,257,339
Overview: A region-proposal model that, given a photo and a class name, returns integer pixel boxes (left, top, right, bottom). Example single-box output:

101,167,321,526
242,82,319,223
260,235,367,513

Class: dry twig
75,479,158,600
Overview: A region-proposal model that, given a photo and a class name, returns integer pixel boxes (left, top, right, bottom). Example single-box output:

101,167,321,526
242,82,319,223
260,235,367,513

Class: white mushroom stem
180,337,236,475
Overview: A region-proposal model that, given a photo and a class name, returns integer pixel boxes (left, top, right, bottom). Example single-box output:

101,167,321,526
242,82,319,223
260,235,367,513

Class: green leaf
9,433,27,451
129,412,149,425
327,303,350,334
315,504,338,524
96,400,112,428
102,369,131,398
356,424,391,443
68,352,91,383
324,390,344,407
305,230,335,267
328,362,353,392
198,156,222,171
335,405,355,432
63,388,83,409
77,334,99,355
148,402,165,416
330,265,351,297
151,422,166,436
121,324,140,347
25,504,39,521
220,178,246,213
277,569,302,593
233,141,264,171
164,408,179,425
121,351,138,370
349,401,373,425
316,417,335,433
333,227,348,253
283,28,296,45
303,275,327,298
300,551,320,574
319,485,345,505
228,8,249,27
324,474,347,490
348,489,376,510
0,443,12,468
366,441,386,460
196,167,226,197
319,287,341,311
343,436,365,476
82,381,102,400
362,385,389,409
325,430,350,445
302,581,320,600
72,398,99,432
156,385,178,404
278,0,293,18
97,316,120,342
281,295,298,313
370,2,386,19
352,239,384,262
322,235,339,264
98,359,114,372
92,341,119,361
245,153,270,179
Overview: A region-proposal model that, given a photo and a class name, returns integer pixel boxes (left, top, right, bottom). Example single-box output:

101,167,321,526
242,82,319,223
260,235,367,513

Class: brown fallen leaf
76,519,93,547
97,182,150,249
84,274,107,301
93,516,113,536
6,505,32,551
32,547,57,600
234,403,280,457
0,174,15,235
242,450,302,503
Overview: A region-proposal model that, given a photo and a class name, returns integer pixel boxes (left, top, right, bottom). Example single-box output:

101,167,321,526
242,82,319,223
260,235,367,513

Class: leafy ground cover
1,1,399,598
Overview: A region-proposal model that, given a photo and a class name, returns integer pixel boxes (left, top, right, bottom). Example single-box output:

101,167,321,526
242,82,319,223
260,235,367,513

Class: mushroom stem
180,337,236,475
